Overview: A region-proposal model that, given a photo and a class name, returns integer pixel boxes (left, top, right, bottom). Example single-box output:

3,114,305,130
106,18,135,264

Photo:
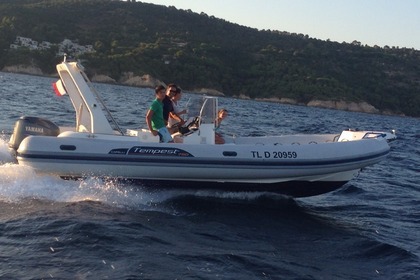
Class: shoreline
1,66,406,117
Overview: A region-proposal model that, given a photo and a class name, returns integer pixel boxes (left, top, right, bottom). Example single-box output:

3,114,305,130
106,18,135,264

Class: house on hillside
10,36,38,50
9,36,95,56
57,39,94,56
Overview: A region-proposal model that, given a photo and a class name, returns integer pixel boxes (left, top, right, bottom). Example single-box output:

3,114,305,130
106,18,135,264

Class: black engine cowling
9,116,60,151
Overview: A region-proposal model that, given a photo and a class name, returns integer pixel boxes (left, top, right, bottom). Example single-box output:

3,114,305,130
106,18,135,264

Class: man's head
166,83,178,97
155,85,166,100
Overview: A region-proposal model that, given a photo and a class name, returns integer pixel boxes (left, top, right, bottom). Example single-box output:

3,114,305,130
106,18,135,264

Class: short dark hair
155,85,165,94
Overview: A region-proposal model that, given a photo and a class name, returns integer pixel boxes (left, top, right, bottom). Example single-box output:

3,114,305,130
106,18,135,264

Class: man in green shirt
146,85,173,143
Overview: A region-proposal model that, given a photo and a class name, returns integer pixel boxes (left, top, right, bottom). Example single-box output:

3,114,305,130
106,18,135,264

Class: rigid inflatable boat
8,57,396,197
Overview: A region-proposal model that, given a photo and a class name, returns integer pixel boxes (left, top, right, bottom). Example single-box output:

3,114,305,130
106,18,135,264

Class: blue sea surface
0,72,419,279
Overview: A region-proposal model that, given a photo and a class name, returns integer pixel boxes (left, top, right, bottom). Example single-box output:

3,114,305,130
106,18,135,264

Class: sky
142,0,420,50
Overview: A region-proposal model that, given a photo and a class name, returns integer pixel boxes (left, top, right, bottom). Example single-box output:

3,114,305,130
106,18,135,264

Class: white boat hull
15,132,390,197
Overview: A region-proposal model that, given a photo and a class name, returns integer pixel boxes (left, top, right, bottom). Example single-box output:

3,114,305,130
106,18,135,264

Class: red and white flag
52,80,67,96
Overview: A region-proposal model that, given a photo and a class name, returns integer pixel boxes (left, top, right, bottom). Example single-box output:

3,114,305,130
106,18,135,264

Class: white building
10,36,39,50
10,36,95,56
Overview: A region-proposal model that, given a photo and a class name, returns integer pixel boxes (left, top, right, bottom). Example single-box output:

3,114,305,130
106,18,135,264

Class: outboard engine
9,116,60,151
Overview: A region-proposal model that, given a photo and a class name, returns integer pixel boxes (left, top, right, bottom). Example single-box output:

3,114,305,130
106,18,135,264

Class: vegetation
1,0,419,117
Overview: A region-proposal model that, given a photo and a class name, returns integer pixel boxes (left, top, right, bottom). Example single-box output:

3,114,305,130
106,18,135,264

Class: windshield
199,97,217,124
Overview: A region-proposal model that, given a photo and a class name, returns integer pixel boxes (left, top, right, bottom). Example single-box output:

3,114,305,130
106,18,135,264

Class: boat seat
77,125,89,133
337,130,366,142
126,129,159,143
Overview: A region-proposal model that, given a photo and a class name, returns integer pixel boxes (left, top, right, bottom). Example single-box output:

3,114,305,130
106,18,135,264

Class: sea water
0,72,419,279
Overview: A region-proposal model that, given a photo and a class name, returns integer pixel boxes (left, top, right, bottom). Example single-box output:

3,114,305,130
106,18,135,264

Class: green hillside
1,0,419,117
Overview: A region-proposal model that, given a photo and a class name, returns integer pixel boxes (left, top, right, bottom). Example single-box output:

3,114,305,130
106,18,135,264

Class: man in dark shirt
162,83,177,125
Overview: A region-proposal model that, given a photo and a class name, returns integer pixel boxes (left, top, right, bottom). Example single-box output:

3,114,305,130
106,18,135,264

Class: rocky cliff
2,65,44,76
1,65,393,115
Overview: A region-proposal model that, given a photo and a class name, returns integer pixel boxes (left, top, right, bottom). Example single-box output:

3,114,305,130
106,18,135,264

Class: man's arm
146,109,158,136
